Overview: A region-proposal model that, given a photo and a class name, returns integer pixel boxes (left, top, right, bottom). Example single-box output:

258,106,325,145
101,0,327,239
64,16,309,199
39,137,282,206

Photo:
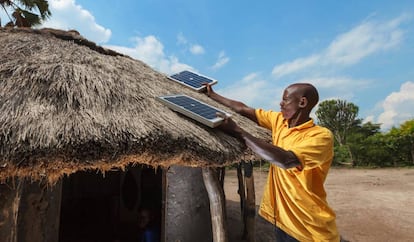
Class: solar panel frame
168,70,218,92
157,94,231,128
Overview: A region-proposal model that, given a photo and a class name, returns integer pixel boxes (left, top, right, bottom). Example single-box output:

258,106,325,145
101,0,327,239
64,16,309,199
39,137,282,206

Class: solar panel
168,70,218,92
157,94,231,128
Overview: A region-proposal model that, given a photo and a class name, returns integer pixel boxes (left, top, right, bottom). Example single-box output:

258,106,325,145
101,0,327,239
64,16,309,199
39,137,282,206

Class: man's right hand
202,83,214,97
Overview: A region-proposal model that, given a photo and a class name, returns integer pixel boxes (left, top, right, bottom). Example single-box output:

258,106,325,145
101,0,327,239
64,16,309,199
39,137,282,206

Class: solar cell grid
164,96,217,119
157,94,231,128
168,70,217,92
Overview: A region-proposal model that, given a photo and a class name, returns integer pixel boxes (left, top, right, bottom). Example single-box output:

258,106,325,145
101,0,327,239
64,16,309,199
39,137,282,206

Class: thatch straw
0,28,269,183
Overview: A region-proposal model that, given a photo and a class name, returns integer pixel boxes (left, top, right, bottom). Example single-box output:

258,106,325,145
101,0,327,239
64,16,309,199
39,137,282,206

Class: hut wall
0,179,62,242
164,166,212,242
0,180,22,242
17,180,63,242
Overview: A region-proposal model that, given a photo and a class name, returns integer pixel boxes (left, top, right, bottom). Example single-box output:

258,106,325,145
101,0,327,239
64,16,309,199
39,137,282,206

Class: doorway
58,165,162,242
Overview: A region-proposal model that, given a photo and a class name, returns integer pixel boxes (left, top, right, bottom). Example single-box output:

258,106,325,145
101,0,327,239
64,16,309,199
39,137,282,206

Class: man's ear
299,97,308,108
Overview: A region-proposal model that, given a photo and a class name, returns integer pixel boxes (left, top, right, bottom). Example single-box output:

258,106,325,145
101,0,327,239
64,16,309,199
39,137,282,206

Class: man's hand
202,82,214,97
216,112,243,139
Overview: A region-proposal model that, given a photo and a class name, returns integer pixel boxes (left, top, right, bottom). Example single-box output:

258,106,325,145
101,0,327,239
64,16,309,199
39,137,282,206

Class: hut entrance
58,165,162,242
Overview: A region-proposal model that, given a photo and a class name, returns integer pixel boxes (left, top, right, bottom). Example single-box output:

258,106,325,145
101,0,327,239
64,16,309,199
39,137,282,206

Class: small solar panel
157,94,231,128
168,70,218,92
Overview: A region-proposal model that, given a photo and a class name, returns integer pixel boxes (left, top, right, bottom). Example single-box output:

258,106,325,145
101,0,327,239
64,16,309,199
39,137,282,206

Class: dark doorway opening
59,165,162,242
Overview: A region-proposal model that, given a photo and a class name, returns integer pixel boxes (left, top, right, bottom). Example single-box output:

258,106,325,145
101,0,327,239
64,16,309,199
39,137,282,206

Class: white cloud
272,55,320,78
39,1,192,74
304,76,370,89
272,14,409,79
177,32,187,45
165,56,196,75
216,73,279,109
40,0,111,44
176,33,205,55
364,115,375,123
105,35,194,75
211,51,230,70
377,81,414,130
296,76,372,101
190,44,205,55
325,17,405,65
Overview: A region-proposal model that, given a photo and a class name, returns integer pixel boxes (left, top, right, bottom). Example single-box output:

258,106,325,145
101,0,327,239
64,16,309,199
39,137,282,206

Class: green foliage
384,120,414,166
316,98,412,168
353,134,392,167
0,0,51,27
342,119,413,167
316,99,359,145
333,145,352,166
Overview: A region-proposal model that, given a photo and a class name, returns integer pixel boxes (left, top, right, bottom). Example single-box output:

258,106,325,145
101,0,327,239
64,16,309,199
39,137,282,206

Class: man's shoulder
313,124,331,131
310,124,334,138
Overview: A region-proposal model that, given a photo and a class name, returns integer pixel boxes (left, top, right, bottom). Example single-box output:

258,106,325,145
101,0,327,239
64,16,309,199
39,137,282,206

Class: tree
0,0,51,27
386,119,414,166
316,99,359,165
316,99,359,146
347,121,381,166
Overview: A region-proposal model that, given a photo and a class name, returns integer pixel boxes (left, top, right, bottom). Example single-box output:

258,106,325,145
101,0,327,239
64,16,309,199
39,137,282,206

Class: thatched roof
0,28,269,183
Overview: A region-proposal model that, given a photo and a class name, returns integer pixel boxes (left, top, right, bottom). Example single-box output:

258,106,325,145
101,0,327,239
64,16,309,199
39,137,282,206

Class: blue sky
4,0,414,130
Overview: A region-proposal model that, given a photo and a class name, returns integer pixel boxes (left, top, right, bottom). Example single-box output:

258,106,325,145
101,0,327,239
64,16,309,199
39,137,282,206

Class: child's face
138,210,151,228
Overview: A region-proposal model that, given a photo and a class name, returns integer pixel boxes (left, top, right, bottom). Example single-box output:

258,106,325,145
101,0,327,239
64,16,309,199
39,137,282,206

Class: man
205,83,339,242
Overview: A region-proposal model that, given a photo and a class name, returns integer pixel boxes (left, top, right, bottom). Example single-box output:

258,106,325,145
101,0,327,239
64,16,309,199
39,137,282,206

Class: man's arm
217,113,301,169
241,129,301,169
204,84,258,123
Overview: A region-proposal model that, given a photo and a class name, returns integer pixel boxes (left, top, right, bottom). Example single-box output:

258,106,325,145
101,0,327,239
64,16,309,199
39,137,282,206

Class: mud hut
0,28,269,242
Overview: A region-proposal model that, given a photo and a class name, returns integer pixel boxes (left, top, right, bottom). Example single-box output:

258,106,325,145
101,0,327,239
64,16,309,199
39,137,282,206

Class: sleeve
255,108,277,130
290,128,334,170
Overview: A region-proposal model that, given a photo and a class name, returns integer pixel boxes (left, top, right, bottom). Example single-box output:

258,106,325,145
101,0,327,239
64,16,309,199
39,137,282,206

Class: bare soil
224,168,414,242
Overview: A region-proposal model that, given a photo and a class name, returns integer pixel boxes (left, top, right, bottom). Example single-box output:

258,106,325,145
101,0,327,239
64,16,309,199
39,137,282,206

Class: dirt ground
223,167,414,242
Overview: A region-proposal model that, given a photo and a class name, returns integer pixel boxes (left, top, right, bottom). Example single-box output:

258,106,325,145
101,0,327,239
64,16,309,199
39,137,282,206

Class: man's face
280,86,301,120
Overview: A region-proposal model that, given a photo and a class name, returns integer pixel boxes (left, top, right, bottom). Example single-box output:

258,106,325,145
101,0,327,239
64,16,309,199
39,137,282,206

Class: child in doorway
137,207,160,242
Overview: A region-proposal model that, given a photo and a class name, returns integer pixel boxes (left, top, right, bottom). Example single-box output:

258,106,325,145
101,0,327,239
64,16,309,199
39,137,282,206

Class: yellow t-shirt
256,109,339,242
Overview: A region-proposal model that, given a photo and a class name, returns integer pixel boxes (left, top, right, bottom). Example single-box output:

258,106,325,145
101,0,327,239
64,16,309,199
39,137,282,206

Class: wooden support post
202,167,228,242
236,163,246,238
244,161,256,242
237,161,256,242
217,167,226,189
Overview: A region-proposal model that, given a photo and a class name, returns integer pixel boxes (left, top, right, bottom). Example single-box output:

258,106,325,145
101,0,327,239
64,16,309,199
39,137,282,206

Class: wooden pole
236,163,247,238
217,167,226,189
202,167,228,242
237,161,257,242
244,161,256,242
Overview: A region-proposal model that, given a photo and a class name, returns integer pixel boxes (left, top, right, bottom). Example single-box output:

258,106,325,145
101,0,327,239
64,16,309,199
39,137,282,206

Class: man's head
280,83,319,123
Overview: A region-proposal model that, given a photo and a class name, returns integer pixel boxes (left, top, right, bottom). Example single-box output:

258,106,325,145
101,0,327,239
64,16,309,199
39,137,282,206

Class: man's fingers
202,82,212,95
201,82,210,89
